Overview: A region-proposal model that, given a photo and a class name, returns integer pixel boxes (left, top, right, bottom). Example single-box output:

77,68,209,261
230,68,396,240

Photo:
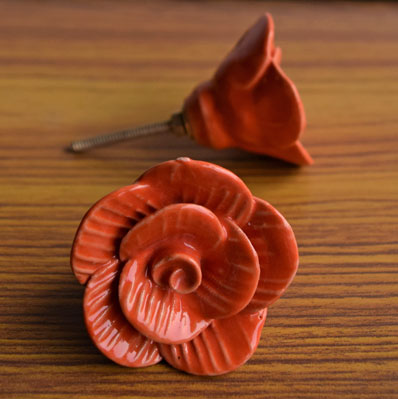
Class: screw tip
65,142,82,153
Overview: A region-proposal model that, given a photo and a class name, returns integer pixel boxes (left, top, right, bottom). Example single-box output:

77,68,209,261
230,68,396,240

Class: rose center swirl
150,250,202,294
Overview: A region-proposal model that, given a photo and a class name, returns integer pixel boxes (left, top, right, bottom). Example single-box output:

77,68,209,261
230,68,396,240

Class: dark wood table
1,1,397,398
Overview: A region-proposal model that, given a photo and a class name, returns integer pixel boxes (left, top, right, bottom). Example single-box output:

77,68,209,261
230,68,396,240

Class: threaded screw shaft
67,120,172,153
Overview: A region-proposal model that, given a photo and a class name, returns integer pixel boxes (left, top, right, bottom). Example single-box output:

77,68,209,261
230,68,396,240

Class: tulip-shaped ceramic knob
68,13,313,165
70,158,299,375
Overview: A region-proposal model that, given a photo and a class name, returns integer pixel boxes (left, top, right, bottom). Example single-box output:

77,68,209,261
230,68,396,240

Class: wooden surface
1,1,397,398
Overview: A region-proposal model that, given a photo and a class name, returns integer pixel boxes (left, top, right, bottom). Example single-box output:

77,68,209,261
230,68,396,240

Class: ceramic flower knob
184,13,312,165
71,158,299,375
68,13,313,166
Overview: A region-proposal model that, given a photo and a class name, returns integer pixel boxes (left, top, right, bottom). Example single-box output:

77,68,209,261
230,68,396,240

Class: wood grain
0,1,397,398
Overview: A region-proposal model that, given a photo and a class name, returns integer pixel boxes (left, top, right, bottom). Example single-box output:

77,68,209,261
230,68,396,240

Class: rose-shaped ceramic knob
71,158,299,375
183,13,312,165
68,14,313,166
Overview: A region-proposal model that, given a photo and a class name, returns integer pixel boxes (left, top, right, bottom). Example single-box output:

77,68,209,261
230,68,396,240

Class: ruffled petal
242,198,299,313
119,259,210,345
195,218,260,319
259,140,314,166
119,203,226,262
137,158,254,227
71,184,162,284
84,260,161,367
159,309,266,376
214,13,275,89
249,60,306,149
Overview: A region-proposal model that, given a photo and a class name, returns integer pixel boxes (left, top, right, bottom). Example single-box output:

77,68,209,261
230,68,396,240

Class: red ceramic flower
183,13,313,165
71,158,299,375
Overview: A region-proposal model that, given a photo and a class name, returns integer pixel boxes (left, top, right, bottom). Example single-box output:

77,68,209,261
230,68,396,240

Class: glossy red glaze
71,158,299,374
159,309,267,376
84,259,161,367
183,13,313,165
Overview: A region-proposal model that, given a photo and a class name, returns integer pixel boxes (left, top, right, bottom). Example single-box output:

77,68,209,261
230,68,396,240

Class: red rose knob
184,13,313,165
68,14,313,166
71,158,299,375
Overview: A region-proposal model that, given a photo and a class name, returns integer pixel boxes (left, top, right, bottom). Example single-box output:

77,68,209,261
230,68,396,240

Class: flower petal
159,309,266,376
137,158,254,227
214,13,275,89
260,140,314,166
119,203,226,262
119,259,211,345
242,198,299,313
248,60,306,149
84,260,161,367
71,184,162,284
196,218,260,319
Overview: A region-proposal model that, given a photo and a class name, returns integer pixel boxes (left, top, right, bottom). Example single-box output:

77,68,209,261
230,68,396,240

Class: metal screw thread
67,117,182,153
